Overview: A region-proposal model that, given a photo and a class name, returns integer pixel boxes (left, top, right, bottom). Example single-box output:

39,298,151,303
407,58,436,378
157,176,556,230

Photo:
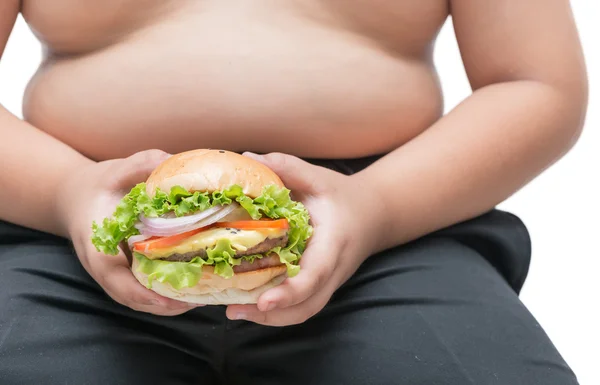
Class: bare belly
22,1,446,161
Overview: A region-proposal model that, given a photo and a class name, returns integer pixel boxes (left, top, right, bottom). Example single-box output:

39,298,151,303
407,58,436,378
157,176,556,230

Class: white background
1,2,598,384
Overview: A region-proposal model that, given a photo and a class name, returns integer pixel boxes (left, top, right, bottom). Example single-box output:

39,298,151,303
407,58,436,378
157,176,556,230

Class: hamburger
91,149,313,305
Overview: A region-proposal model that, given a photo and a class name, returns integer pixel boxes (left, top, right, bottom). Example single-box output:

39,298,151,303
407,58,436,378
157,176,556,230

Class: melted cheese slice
143,227,287,259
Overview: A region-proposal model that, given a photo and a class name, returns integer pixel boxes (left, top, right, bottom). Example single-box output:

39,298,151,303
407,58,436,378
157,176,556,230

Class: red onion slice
140,205,225,228
137,204,238,238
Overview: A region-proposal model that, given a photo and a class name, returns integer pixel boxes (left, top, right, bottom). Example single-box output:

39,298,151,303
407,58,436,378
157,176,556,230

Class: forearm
0,106,93,237
355,80,587,252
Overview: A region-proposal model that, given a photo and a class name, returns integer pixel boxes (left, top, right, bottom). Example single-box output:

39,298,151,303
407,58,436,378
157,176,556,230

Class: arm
355,0,588,252
222,0,588,326
0,1,93,237
1,2,193,314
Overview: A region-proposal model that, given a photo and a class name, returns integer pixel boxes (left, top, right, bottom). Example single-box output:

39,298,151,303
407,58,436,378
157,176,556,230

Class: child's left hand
226,152,384,326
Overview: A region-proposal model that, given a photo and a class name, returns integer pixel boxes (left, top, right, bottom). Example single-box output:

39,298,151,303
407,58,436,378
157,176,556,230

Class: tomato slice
214,219,289,230
132,225,213,252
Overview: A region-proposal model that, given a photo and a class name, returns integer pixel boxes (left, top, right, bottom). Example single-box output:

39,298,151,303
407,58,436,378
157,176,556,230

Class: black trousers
0,157,578,385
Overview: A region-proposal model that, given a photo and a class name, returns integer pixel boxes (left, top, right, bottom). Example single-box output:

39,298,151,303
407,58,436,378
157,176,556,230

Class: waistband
301,153,385,175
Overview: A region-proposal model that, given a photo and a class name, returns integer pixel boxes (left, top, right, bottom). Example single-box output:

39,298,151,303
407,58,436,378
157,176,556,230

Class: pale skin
0,1,588,325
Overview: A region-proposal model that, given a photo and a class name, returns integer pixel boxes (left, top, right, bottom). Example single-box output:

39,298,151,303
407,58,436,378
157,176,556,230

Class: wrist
53,158,96,239
347,172,392,256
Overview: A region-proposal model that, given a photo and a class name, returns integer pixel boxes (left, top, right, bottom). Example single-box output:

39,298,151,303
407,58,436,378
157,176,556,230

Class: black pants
0,157,578,385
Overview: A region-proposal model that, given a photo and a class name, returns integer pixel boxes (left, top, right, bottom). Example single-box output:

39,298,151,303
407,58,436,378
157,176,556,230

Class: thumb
111,149,171,189
243,152,319,193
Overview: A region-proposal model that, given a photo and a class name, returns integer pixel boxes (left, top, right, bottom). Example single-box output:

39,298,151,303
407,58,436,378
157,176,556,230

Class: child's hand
226,152,383,326
57,149,197,315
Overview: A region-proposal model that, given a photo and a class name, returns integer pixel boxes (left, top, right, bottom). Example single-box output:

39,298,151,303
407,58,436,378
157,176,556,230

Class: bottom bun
132,257,287,305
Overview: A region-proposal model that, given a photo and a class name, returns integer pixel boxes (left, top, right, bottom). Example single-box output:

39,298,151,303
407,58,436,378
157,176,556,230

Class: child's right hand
56,149,197,315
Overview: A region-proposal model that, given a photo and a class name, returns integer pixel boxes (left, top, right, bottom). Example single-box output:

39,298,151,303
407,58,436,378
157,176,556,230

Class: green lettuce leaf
91,183,147,255
92,183,312,284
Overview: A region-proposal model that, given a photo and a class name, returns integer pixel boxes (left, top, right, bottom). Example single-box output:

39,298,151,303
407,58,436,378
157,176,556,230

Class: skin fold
0,0,588,325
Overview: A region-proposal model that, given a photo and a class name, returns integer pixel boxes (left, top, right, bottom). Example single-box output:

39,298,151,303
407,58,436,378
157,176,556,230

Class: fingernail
264,302,277,312
234,313,248,320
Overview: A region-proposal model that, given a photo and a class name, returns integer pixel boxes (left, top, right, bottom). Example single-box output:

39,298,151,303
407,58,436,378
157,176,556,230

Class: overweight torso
21,0,448,161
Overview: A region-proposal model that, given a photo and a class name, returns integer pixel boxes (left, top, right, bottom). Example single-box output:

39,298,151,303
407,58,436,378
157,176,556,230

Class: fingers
256,234,332,311
226,284,332,326
105,265,195,315
243,152,323,194
227,244,339,326
90,250,197,316
225,226,349,326
109,149,171,190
